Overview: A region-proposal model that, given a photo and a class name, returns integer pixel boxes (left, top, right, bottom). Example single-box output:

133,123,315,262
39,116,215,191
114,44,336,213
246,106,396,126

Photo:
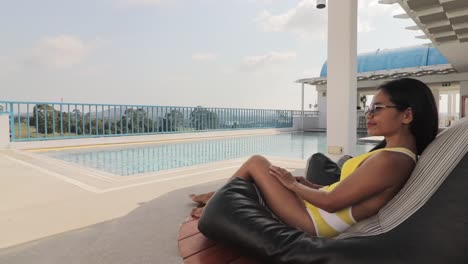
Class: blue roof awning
320,45,449,77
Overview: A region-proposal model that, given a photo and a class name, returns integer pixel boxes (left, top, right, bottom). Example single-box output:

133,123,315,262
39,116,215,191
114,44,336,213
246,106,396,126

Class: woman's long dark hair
370,78,439,155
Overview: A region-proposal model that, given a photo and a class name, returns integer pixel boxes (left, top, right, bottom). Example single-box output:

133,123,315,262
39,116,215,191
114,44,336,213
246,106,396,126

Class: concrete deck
0,178,224,264
0,142,305,263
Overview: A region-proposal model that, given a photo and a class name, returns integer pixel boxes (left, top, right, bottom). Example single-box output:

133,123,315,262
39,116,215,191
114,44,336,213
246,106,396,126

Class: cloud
255,0,405,38
240,51,296,71
192,52,218,61
358,0,404,33
26,35,95,69
255,0,327,39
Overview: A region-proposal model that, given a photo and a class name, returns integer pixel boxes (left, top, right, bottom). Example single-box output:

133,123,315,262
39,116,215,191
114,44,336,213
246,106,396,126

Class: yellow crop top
304,147,417,238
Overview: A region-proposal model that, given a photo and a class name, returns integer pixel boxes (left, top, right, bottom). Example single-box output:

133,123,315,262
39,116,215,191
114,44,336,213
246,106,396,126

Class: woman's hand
294,176,317,189
269,165,298,190
294,176,310,186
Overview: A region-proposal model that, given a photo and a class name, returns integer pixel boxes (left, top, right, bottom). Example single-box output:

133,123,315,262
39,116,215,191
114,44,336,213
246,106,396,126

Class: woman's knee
245,155,271,175
235,155,270,179
248,155,269,164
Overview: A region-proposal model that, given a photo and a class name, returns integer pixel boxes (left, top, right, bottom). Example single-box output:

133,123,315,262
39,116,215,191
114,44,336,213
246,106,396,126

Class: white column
301,83,305,131
460,81,468,97
447,92,453,117
326,0,358,158
0,113,10,149
460,81,468,118
317,86,327,129
431,88,440,113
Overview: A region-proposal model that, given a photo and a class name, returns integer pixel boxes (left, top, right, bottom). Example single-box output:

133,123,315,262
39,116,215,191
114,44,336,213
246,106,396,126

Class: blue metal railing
0,101,294,142
292,110,319,117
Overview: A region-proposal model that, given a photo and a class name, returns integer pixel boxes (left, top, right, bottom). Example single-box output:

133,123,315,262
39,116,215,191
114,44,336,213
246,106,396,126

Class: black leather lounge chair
198,117,468,264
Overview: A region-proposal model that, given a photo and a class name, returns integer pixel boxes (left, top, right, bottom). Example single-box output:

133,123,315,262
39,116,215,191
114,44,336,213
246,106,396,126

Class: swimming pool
41,132,376,176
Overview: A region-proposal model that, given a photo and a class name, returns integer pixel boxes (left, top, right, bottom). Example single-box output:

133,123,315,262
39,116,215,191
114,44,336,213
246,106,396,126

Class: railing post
1,110,11,148
9,103,15,142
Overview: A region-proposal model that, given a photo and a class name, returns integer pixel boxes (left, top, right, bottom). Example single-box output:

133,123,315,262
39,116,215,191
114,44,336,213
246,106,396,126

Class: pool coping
8,128,295,151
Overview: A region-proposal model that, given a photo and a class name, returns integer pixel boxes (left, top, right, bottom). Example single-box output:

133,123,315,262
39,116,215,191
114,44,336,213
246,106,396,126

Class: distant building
297,45,468,129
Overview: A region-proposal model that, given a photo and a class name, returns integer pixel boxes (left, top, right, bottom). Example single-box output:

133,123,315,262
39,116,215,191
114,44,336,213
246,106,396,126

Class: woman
191,78,438,238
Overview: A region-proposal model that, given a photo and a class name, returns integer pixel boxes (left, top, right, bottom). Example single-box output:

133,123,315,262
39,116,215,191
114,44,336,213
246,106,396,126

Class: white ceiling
396,0,468,72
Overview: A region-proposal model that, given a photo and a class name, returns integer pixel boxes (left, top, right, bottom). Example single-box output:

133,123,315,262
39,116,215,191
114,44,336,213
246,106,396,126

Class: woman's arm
270,151,414,213
294,176,323,189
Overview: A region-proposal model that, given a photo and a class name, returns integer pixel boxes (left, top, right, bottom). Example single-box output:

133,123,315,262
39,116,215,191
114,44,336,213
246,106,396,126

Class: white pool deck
0,129,313,249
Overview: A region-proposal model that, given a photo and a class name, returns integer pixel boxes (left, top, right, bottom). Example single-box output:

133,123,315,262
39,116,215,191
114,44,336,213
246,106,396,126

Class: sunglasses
365,104,405,115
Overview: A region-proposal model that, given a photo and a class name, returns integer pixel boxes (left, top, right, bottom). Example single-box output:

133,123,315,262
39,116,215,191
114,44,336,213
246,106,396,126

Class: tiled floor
178,216,261,264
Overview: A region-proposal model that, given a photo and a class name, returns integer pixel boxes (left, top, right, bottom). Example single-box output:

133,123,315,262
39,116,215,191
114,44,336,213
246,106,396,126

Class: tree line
28,104,219,135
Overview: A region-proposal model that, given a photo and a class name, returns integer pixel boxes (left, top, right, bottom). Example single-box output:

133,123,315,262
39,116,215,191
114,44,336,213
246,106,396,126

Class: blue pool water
42,132,376,176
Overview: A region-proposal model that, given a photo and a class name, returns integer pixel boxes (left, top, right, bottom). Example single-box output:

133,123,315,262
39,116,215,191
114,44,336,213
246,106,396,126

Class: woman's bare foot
191,207,204,218
189,192,215,205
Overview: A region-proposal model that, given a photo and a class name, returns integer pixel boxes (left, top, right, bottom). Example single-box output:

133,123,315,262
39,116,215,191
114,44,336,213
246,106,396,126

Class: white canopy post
301,82,305,131
326,0,358,159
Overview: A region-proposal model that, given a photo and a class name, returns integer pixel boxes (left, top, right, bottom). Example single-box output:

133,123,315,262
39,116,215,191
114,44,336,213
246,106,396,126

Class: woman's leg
228,155,316,234
189,192,215,205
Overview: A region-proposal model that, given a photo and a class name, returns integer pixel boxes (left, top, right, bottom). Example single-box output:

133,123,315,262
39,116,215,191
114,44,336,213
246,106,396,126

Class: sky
0,0,428,110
